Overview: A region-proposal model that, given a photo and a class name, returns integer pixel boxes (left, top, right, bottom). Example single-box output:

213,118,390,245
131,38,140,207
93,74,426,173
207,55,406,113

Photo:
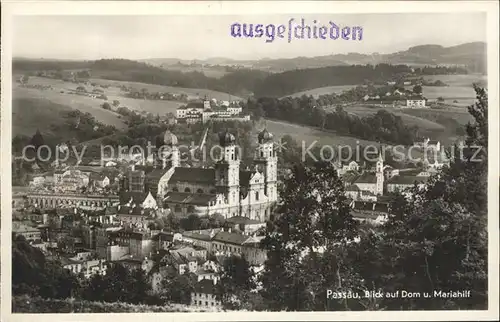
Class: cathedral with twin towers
138,128,279,222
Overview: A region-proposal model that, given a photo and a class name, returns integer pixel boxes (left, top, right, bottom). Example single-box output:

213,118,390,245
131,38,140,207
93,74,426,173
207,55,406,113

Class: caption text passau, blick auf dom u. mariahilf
230,18,363,43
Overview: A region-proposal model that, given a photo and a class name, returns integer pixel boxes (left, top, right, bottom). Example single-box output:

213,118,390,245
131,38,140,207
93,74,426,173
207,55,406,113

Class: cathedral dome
163,130,178,146
258,128,273,144
219,130,236,147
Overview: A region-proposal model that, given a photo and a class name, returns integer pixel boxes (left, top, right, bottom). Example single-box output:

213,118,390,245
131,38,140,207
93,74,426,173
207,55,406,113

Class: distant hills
141,42,486,73
12,42,486,98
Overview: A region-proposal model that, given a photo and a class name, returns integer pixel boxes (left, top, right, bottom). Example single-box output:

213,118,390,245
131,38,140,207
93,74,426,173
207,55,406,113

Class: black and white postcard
1,1,499,321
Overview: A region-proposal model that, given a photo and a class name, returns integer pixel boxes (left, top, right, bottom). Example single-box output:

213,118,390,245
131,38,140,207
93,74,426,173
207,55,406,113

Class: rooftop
170,167,215,184
354,172,377,184
12,222,40,234
213,231,250,246
163,191,217,206
387,175,429,185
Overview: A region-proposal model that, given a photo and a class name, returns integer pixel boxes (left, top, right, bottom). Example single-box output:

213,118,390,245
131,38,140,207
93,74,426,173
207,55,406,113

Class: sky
13,13,487,61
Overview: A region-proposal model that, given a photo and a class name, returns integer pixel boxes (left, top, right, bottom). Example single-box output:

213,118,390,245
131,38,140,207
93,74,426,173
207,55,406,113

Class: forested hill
14,58,467,98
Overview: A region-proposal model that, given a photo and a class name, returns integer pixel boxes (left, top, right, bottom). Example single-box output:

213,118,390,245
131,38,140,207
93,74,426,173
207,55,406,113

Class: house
405,97,427,108
61,257,83,275
161,249,200,275
82,259,107,278
181,229,219,251
121,191,158,209
345,185,361,200
386,175,428,193
12,222,41,241
152,231,175,251
350,201,389,225
195,259,221,284
116,205,155,229
212,230,267,266
191,279,221,308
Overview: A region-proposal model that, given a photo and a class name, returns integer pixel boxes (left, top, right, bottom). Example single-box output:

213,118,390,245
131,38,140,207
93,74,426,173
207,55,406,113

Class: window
255,191,259,201
172,187,178,192
184,187,191,193
205,301,208,306
197,188,204,193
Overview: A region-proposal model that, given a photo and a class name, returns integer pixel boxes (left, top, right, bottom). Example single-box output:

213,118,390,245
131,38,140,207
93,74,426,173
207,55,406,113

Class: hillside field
11,97,120,141
282,74,485,107
282,85,356,99
262,119,424,160
87,78,243,102
13,76,242,118
419,74,486,107
264,119,380,147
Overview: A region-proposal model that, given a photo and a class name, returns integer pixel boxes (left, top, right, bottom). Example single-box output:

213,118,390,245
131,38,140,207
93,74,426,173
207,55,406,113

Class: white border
1,1,499,321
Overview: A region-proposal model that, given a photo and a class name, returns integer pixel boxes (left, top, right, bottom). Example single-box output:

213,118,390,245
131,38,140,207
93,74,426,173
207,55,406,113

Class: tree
162,272,196,304
437,96,445,103
260,161,360,311
12,235,79,299
216,255,255,309
102,102,112,110
180,214,201,231
412,84,423,94
356,85,488,310
113,100,120,107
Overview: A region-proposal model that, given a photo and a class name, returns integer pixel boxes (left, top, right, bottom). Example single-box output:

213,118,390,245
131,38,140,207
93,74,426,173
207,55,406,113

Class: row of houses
176,100,250,124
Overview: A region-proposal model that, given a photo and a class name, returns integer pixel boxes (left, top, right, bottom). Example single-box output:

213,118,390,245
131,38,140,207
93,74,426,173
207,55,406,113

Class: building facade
151,129,279,221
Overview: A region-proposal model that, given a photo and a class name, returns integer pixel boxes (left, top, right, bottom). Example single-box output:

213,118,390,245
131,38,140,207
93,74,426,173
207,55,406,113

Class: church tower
375,151,384,196
215,130,240,206
161,130,180,169
254,129,278,202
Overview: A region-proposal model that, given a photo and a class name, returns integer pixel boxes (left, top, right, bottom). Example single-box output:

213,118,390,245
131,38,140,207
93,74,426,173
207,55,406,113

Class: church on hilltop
122,129,279,222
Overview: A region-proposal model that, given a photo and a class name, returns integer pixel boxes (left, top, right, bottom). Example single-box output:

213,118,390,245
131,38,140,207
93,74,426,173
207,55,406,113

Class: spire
378,144,384,162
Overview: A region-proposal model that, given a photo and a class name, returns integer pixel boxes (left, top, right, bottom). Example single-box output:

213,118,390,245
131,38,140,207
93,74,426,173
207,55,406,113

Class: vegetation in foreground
11,86,488,312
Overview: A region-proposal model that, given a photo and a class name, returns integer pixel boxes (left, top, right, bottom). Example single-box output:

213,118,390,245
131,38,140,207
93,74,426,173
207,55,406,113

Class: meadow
13,86,127,130
283,74,485,107
262,119,425,161
325,105,447,131
87,78,243,102
282,85,356,99
419,74,486,106
12,76,242,121
264,119,381,148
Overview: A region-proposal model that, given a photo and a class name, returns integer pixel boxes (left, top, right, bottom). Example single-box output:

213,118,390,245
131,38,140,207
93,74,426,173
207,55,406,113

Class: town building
181,228,267,266
350,154,385,196
12,222,41,241
404,97,428,108
191,279,221,308
26,192,120,210
386,175,429,193
125,129,279,221
350,200,389,225
176,99,249,124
